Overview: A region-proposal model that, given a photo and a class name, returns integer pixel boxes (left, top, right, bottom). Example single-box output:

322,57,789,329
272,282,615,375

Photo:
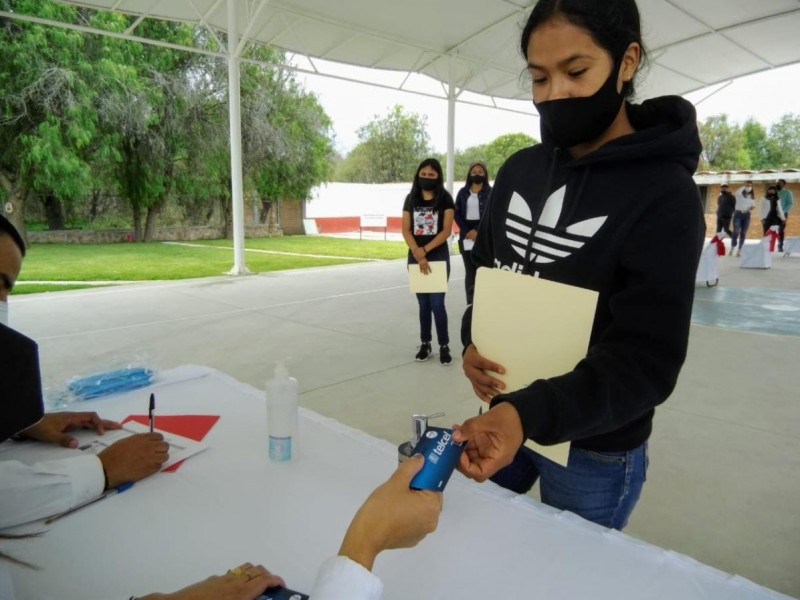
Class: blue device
409,426,465,491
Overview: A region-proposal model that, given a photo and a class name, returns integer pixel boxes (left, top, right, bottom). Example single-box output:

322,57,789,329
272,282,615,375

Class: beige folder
408,260,448,293
472,267,598,466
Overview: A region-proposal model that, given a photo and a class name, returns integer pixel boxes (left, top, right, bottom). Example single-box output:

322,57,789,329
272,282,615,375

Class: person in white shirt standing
730,181,755,257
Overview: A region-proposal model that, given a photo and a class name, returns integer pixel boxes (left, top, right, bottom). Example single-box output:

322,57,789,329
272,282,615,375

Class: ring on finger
229,567,245,576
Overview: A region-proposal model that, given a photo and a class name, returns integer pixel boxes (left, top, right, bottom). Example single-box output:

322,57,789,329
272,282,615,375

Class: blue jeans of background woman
416,292,448,346
731,210,751,250
489,442,648,529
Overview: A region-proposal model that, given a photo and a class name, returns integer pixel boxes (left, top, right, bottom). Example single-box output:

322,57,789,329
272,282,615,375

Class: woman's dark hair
464,161,490,185
0,215,26,257
520,0,648,98
409,157,446,204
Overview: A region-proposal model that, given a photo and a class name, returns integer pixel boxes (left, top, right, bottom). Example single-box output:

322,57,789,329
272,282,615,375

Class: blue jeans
416,292,448,346
489,442,648,529
732,211,751,249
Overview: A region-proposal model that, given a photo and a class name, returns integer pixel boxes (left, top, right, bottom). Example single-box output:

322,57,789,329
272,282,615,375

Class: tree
698,115,749,170
0,0,102,240
742,118,771,170
766,113,800,169
481,133,538,177
335,105,430,183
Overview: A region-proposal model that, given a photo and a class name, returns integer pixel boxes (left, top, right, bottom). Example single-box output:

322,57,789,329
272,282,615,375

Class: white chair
695,242,720,286
740,238,772,269
782,236,800,258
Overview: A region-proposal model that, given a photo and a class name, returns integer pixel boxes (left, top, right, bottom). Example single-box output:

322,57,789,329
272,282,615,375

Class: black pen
149,393,155,432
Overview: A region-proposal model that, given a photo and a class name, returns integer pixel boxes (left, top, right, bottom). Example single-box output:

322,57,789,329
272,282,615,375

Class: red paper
121,414,219,472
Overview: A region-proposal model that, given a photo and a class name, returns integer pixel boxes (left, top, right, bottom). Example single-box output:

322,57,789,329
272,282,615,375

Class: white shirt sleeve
0,455,104,528
309,556,383,600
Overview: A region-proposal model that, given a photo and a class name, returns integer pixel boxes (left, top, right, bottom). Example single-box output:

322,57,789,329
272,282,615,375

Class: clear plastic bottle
266,361,298,461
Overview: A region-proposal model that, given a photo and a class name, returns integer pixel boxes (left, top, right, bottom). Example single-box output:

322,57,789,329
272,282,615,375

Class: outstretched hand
452,402,524,482
339,454,443,571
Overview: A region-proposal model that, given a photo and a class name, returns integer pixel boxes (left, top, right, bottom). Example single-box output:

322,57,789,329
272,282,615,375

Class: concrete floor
10,247,800,597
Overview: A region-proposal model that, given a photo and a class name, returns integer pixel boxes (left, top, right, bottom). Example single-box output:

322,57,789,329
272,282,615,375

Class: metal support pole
446,57,456,197
227,0,250,275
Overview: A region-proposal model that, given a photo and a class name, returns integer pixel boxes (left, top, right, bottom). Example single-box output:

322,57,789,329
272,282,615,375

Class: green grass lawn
14,236,410,294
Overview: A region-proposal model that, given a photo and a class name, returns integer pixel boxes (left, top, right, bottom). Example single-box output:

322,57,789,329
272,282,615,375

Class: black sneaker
415,342,432,362
439,345,452,366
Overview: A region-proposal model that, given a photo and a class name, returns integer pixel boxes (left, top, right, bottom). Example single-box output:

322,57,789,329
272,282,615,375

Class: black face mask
0,324,45,442
534,59,626,149
418,177,438,191
468,174,486,186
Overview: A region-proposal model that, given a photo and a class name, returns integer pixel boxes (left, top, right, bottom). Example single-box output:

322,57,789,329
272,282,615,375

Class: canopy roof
33,0,800,103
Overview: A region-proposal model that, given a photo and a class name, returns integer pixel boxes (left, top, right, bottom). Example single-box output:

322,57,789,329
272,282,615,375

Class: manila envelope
472,267,598,466
408,260,448,293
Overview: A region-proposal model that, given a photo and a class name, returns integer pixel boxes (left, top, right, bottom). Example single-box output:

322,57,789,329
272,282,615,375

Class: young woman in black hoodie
453,0,705,529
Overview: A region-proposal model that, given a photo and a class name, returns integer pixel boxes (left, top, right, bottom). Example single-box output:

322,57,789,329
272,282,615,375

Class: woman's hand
412,247,426,262
465,229,478,241
462,344,506,402
339,455,442,571
418,258,431,275
140,563,285,600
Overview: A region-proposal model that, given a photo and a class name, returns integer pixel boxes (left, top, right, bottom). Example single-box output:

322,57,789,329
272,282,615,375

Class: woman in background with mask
760,185,786,235
454,161,492,305
402,158,455,365
453,0,704,529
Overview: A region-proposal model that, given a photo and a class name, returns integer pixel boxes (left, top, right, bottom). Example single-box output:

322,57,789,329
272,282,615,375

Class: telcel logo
433,431,451,456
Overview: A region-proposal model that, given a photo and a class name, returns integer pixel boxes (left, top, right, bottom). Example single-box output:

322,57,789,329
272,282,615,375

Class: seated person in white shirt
0,215,169,529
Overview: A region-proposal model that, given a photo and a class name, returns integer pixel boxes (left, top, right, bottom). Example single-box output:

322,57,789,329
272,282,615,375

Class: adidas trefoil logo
504,186,607,265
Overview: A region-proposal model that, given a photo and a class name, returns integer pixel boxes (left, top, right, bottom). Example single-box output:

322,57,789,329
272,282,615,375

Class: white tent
3,0,800,272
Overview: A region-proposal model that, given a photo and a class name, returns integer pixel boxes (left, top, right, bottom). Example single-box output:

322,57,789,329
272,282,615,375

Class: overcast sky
295,60,800,156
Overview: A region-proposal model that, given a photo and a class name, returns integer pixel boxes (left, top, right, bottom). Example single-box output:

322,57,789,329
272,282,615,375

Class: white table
3,366,789,600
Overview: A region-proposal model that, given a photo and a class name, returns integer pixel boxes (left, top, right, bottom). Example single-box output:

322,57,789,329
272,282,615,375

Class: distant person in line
715,183,735,245
0,214,169,530
453,0,704,530
760,185,786,237
402,158,455,366
776,179,793,253
730,181,755,257
454,161,492,305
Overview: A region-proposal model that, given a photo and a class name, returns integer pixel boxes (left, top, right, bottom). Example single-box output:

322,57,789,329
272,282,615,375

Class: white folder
471,267,598,466
408,260,448,293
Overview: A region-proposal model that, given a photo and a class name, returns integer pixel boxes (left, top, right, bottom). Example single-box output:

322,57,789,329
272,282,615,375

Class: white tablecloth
2,366,789,600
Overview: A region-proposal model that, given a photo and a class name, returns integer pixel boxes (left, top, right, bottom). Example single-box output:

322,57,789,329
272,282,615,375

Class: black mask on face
0,324,45,442
535,58,626,149
418,177,438,191
468,174,486,186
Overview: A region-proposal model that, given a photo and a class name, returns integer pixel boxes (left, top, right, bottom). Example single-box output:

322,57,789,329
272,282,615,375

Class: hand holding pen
96,431,170,490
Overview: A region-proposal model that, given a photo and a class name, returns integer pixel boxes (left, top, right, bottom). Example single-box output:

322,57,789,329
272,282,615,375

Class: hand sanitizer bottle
266,361,298,461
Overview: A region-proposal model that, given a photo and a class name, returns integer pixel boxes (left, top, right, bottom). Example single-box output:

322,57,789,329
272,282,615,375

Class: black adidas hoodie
462,95,705,452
